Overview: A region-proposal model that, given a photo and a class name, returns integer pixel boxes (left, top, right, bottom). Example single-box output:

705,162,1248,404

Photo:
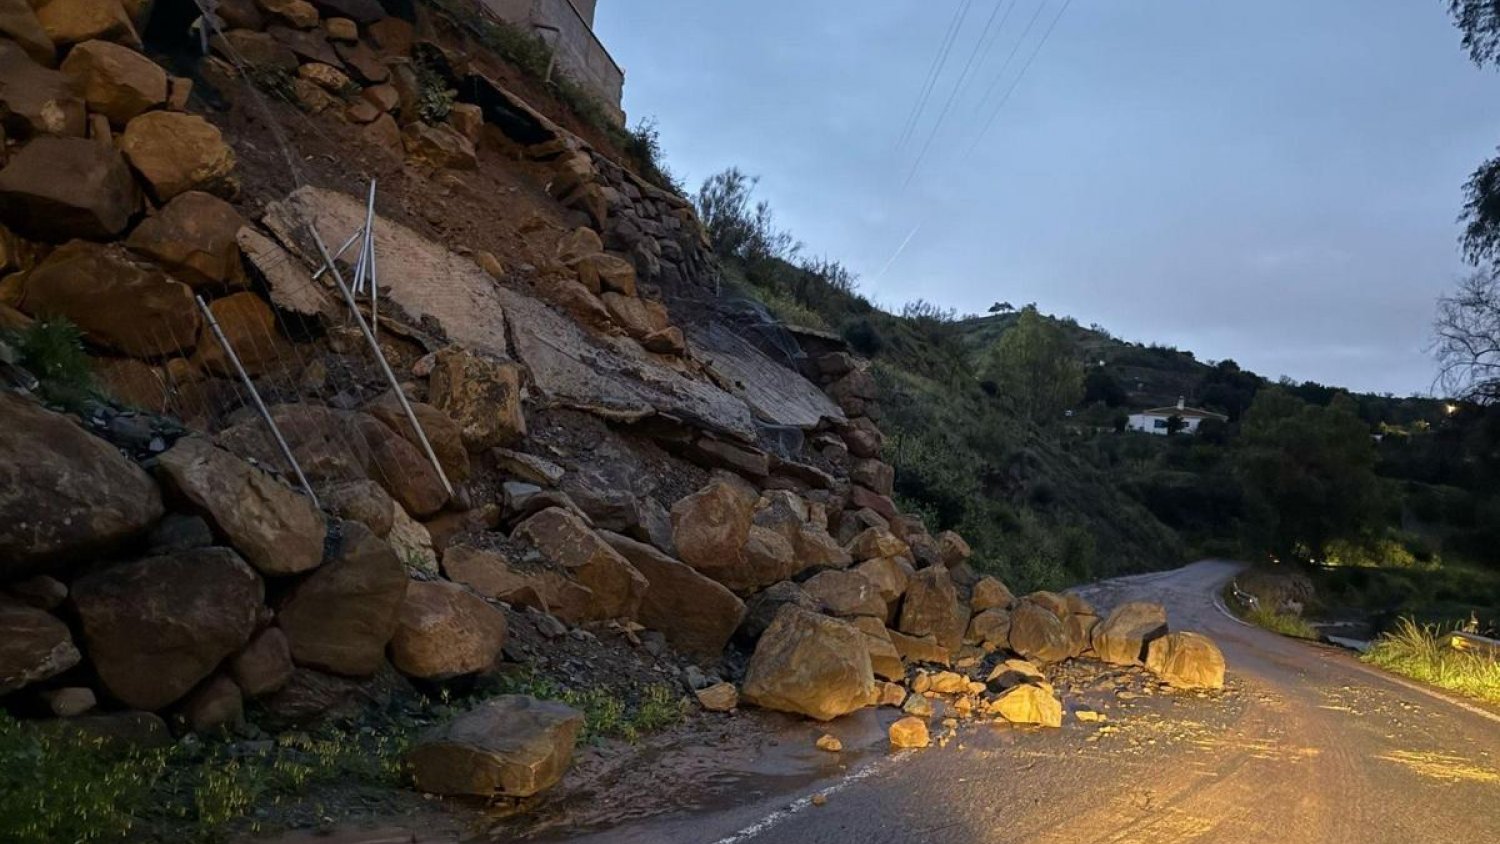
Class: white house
1127,397,1227,436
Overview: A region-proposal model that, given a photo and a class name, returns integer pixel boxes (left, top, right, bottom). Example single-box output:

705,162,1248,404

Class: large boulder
0,40,84,138
965,607,1012,649
0,392,163,578
0,0,55,66
741,606,876,721
852,555,913,610
427,348,526,449
887,629,951,667
512,508,647,621
935,530,971,568
71,548,263,710
58,38,164,125
390,581,507,681
988,682,1062,727
752,492,850,572
348,413,450,517
601,531,744,660
1145,632,1225,690
442,543,596,623
408,695,584,798
897,566,967,655
0,597,80,694
125,191,247,287
845,527,908,562
34,0,140,48
156,437,326,577
366,391,470,485
1092,601,1168,666
23,240,199,357
671,477,756,590
0,136,138,240
970,576,1015,612
1007,600,1071,664
277,522,407,676
802,569,887,618
119,111,236,201
736,580,820,644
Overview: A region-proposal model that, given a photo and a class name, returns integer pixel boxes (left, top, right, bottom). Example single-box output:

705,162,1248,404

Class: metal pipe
310,228,455,499
311,228,363,281
368,219,379,338
194,295,320,508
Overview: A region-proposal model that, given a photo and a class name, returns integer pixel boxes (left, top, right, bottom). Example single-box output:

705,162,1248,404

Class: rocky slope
0,0,1227,837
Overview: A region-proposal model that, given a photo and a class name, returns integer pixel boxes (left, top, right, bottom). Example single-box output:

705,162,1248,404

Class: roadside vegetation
491,670,691,744
1362,619,1500,705
1244,606,1322,640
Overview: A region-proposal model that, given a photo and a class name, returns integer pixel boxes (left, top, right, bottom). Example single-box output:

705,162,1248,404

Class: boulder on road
897,566,967,655
988,682,1062,727
1007,600,1071,664
1092,601,1168,666
0,136,139,241
1145,631,1225,690
602,531,744,660
390,580,507,680
408,695,584,798
278,521,407,677
0,597,80,695
71,547,263,710
741,606,876,721
888,716,930,748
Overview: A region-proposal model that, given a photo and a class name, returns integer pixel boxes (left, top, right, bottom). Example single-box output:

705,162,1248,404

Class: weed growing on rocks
493,669,690,743
1,318,98,410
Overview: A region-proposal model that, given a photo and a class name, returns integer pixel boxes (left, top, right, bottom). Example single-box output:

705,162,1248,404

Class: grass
1244,606,1322,640
2,318,98,411
1362,618,1500,705
491,669,691,744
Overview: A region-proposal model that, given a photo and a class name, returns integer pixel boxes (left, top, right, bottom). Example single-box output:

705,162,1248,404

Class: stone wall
479,0,624,125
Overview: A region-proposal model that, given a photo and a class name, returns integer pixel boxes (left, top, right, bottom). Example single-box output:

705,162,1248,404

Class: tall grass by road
1244,606,1321,640
1362,618,1500,705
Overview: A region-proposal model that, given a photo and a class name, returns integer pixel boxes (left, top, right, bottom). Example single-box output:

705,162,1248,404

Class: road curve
557,560,1500,844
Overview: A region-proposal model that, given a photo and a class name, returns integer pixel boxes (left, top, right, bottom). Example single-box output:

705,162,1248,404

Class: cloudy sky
595,0,1500,395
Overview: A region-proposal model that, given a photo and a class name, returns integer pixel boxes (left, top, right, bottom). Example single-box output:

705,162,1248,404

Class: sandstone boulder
1145,631,1225,690
802,569,886,618
390,580,508,680
278,522,407,676
316,478,394,537
1025,590,1070,619
0,391,163,578
59,39,164,125
935,530,971,568
601,531,744,660
366,390,470,484
210,28,297,70
965,607,1011,649
1007,601,1071,664
125,191,246,286
409,695,584,798
852,555,913,611
671,477,755,589
427,348,526,449
845,527,909,562
862,631,903,681
24,240,199,357
752,492,851,572
402,121,476,171
156,437,326,577
0,40,84,138
887,629,950,667
695,681,738,712
897,566,967,655
35,0,139,48
849,458,894,497
889,716,930,748
970,576,1015,612
989,682,1062,727
72,547,263,710
741,607,876,721
736,580,820,644
0,0,55,66
442,543,596,623
986,657,1046,688
1065,611,1099,658
513,508,646,621
1092,601,1168,666
120,111,236,201
181,674,243,733
0,136,138,240
230,627,293,698
0,597,80,694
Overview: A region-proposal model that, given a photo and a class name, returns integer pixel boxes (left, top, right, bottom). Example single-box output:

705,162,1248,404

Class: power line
895,0,976,152
967,0,1075,154
966,0,1051,135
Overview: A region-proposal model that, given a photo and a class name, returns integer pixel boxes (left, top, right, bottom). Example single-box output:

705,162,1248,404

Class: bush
1245,606,1320,639
1363,618,1500,704
842,317,885,357
2,318,97,410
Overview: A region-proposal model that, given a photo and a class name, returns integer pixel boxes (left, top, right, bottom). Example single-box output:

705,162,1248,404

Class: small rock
888,716,930,748
42,686,97,717
815,733,843,753
695,682,738,712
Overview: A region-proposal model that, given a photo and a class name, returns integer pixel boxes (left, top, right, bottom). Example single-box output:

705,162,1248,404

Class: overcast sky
596,0,1500,396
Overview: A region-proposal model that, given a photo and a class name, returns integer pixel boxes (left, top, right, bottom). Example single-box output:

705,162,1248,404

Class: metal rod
310,228,455,498
311,228,363,281
368,219,379,338
194,295,320,508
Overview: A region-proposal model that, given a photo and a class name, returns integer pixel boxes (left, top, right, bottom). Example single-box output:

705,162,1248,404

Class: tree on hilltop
982,306,1083,425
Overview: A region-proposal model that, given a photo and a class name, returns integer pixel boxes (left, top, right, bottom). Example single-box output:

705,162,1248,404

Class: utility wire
895,0,976,152
968,0,1075,154
966,0,1051,136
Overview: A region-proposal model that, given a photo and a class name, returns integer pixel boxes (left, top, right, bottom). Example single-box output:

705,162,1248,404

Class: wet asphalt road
559,560,1500,844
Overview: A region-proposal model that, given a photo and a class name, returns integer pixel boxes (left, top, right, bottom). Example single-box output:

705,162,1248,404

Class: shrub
2,318,97,410
1245,606,1320,639
842,317,885,356
1363,618,1500,704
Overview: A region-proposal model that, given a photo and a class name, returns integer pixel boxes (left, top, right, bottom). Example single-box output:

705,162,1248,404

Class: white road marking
706,752,912,844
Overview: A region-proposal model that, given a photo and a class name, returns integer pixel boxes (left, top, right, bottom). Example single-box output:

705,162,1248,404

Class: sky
595,0,1500,396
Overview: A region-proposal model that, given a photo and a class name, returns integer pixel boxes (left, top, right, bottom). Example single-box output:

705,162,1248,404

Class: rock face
740,606,876,721
897,567,967,655
0,597,81,694
1007,601,1071,664
0,136,139,240
512,508,647,621
156,437,326,577
1145,632,1225,690
59,38,166,125
23,240,199,357
390,581,508,680
601,531,745,660
278,522,407,676
125,190,247,286
1092,601,1169,666
0,391,163,578
120,111,237,200
427,348,526,449
71,548,263,710
408,695,584,798
989,682,1062,727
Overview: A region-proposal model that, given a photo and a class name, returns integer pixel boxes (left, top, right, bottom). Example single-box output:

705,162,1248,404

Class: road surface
544,560,1500,844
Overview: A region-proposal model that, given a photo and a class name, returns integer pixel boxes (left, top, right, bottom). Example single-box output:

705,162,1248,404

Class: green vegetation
1,318,98,410
413,52,457,125
491,669,690,744
1362,618,1500,705
1244,606,1321,640
981,306,1084,425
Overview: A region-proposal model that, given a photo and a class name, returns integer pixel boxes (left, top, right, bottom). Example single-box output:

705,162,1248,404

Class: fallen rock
695,681,737,712
0,40,84,137
0,136,139,240
181,674,243,733
156,436,326,577
0,391,163,578
849,458,894,497
427,348,526,449
1065,611,1099,658
26,240,199,357
602,531,745,660
845,527,908,562
409,695,584,797
120,110,237,201
0,597,80,694
741,606,877,721
863,632,904,681
736,580,821,644
34,0,139,48
897,566,967,655
887,629,950,667
318,478,395,538
442,543,596,623
888,715,931,748
852,555,913,610
390,580,508,680
986,658,1046,688
71,548,263,710
366,391,470,484
877,681,907,707
125,191,246,286
671,477,756,590
42,686,96,717
989,682,1062,727
935,530,971,568
278,521,407,676
1145,631,1225,690
965,607,1011,648
970,576,1015,612
802,569,886,618
513,508,647,621
1007,600,1071,664
1092,601,1168,666
815,733,843,753
59,38,164,125
350,413,450,517
0,0,55,66
230,627,294,698
902,694,933,718
403,121,476,171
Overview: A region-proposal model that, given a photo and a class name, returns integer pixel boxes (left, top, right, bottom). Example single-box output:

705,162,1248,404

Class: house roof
1137,406,1227,420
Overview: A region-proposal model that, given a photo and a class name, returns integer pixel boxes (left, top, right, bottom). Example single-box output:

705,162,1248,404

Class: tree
989,301,1014,314
982,306,1084,425
694,168,799,263
1197,359,1260,420
1434,270,1500,402
1447,3,1500,266
1234,388,1386,558
1164,414,1186,436
1083,368,1128,407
